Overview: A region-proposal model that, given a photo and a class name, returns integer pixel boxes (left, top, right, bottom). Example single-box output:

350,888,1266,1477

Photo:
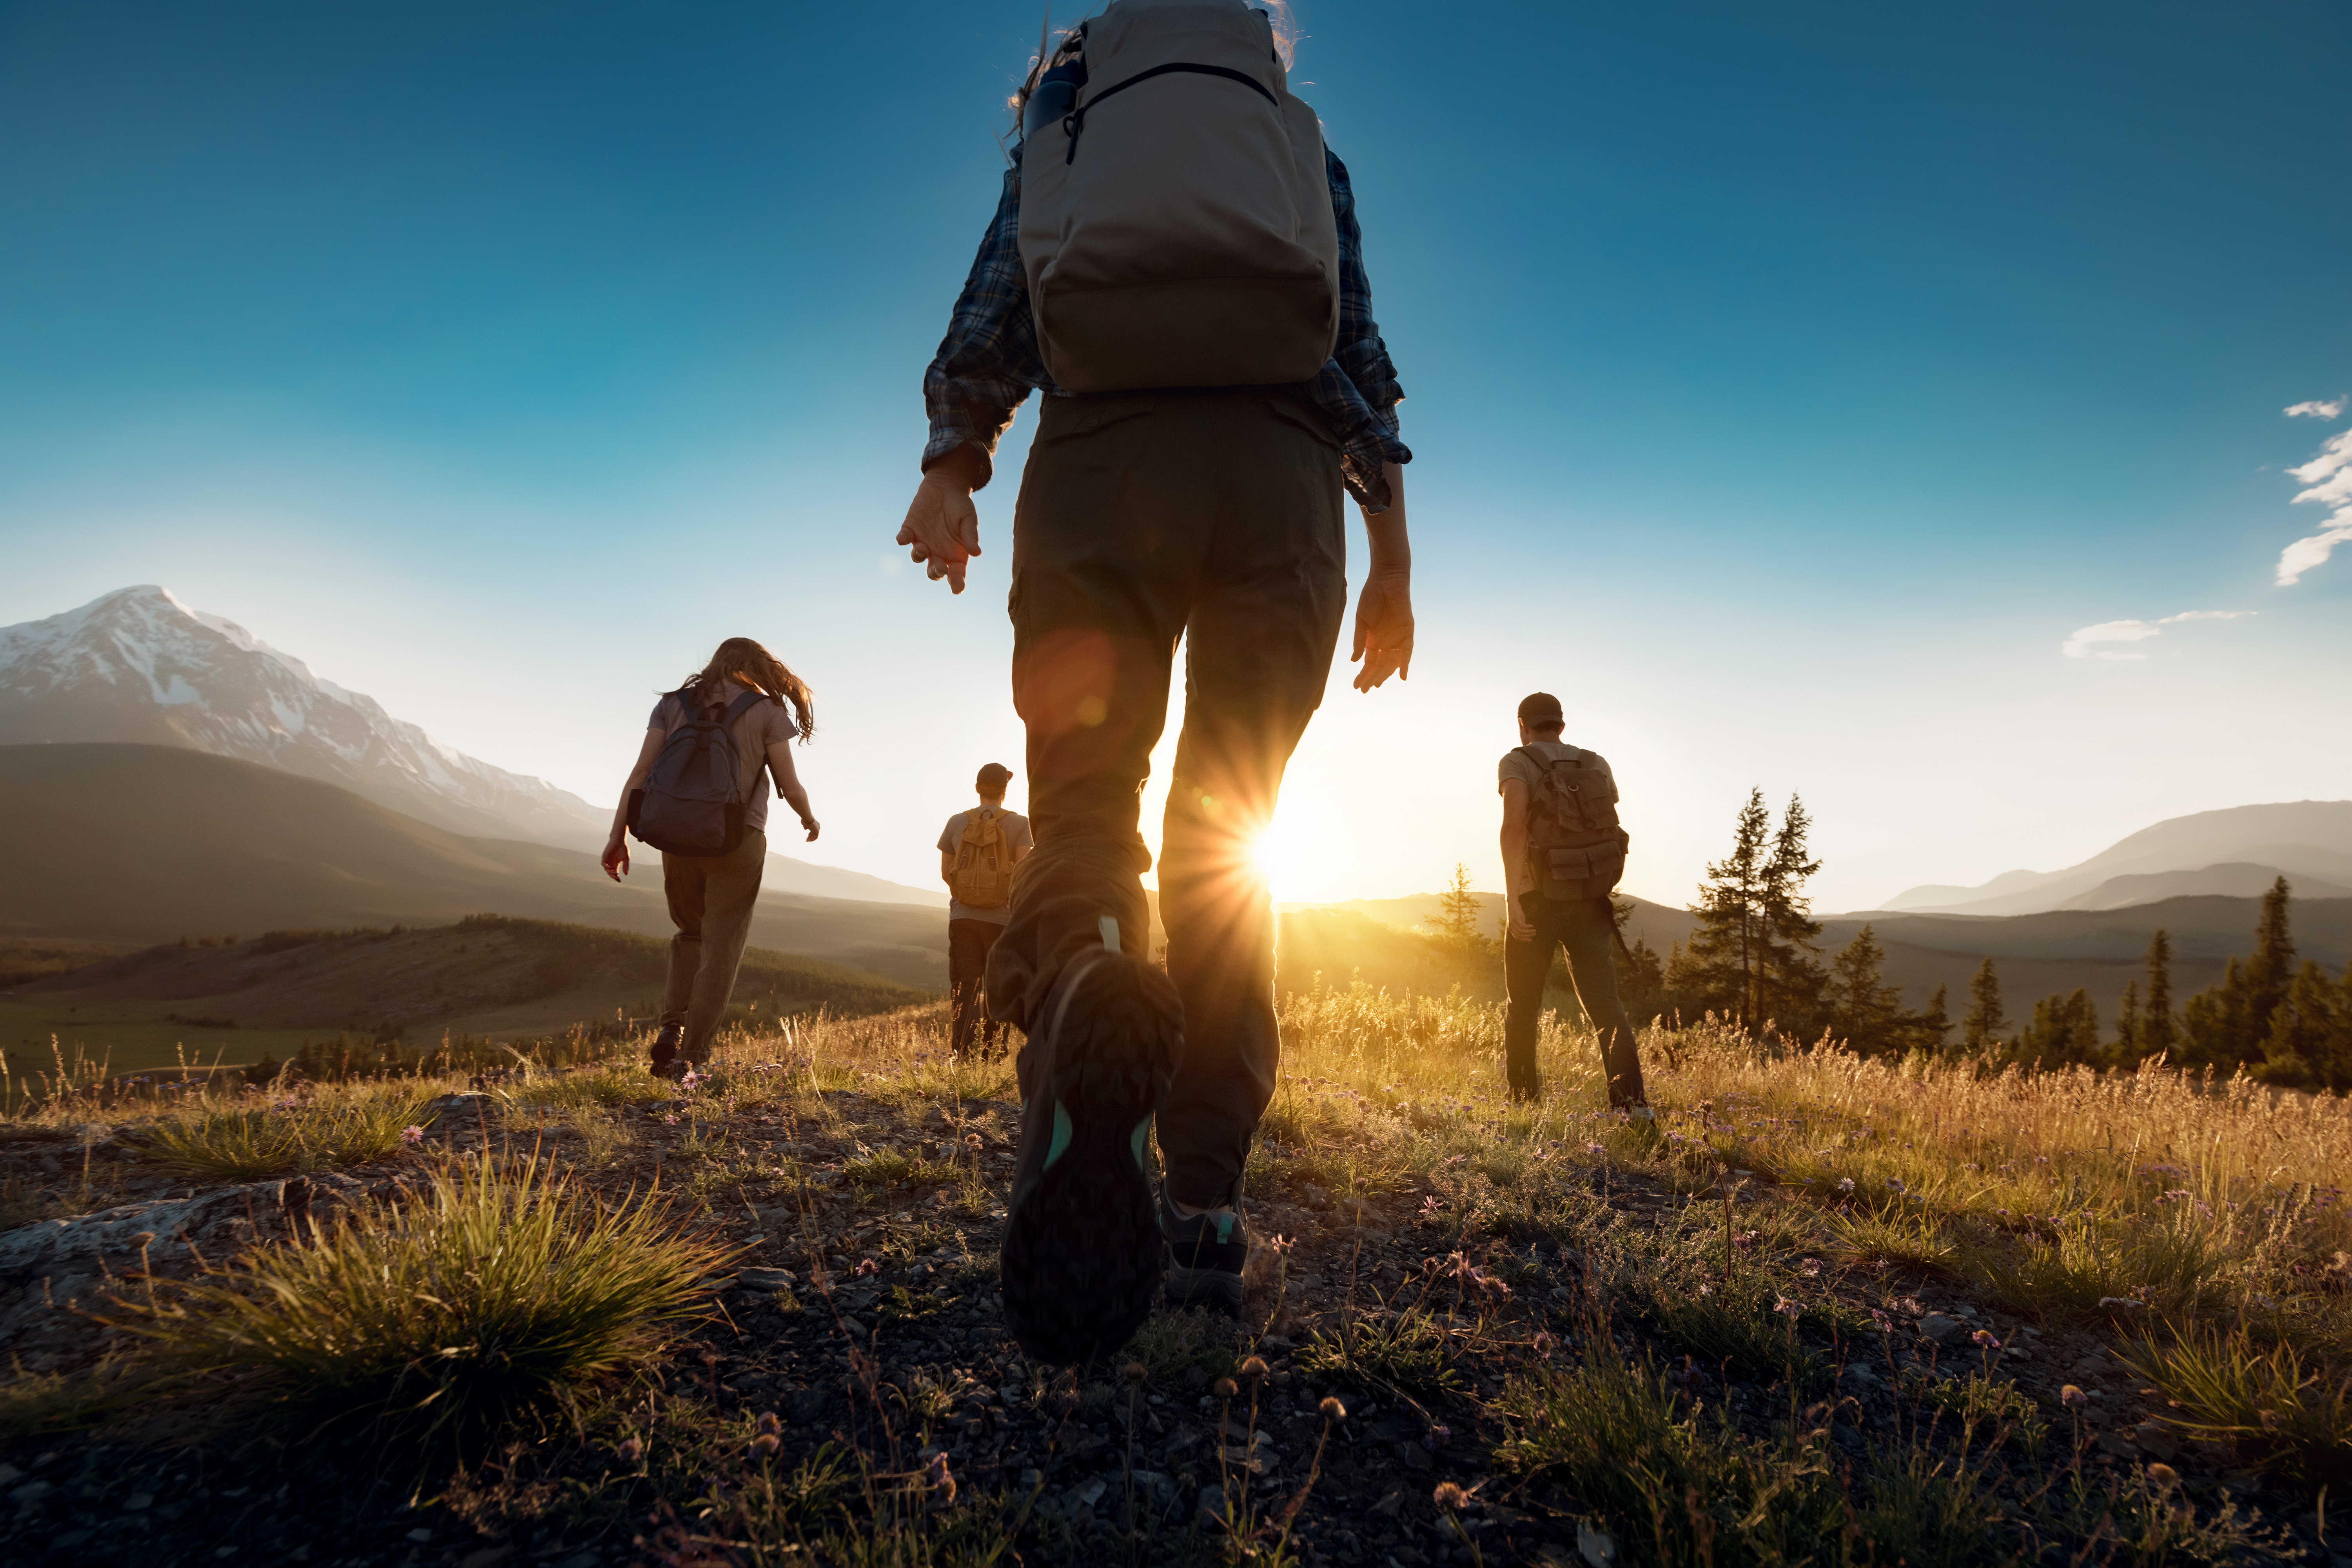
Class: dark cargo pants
984,387,1348,1210
947,917,1007,1056
1503,891,1648,1107
661,828,767,1063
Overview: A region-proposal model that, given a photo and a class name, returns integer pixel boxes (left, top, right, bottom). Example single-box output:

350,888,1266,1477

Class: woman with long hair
602,637,819,1079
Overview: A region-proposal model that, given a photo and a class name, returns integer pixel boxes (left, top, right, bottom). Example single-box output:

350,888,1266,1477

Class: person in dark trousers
892,10,1416,1364
1498,692,1650,1112
602,638,818,1079
939,762,1034,1057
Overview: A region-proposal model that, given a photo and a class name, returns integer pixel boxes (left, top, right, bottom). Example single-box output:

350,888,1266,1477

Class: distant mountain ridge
1881,801,2352,916
0,586,943,908
0,744,948,987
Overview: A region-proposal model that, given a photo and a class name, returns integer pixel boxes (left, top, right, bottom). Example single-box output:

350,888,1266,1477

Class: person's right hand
895,467,982,594
601,833,631,882
1507,904,1535,944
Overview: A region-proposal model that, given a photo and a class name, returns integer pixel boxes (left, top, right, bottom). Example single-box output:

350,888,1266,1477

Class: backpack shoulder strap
722,690,769,724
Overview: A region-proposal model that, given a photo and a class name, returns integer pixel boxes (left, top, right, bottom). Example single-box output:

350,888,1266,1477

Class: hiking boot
1160,1188,1248,1317
999,947,1182,1365
650,1020,686,1078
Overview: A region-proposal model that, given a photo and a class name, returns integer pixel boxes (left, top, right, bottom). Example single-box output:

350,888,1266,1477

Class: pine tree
1756,795,1828,1033
2141,929,2175,1058
2243,876,2296,1035
1963,958,2006,1051
2015,989,2101,1068
2114,981,2141,1060
1677,789,1774,1030
1427,862,1492,957
1913,984,1952,1053
2256,960,2338,1090
1825,924,1903,1055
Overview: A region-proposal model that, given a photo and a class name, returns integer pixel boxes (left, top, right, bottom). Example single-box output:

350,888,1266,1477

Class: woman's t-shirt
648,682,799,835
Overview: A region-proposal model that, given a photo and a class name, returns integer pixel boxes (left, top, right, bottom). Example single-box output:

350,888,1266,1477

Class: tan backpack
1518,747,1632,900
1016,0,1339,393
952,809,1014,910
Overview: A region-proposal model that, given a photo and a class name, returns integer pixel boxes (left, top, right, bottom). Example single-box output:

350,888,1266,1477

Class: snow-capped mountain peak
0,585,606,846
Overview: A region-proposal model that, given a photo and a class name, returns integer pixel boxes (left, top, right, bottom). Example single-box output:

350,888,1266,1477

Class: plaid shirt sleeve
920,146,1410,509
920,162,1051,490
1313,147,1411,512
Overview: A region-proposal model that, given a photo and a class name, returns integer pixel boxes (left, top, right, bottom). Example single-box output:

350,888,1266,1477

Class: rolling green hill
6,914,927,1078
0,744,947,985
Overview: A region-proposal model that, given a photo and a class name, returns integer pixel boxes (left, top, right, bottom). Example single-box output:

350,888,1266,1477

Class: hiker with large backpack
938,762,1034,1057
895,1,1416,1364
600,637,818,1080
1498,692,1650,1112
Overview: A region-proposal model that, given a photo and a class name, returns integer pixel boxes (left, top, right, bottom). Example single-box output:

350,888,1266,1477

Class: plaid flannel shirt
921,145,1410,512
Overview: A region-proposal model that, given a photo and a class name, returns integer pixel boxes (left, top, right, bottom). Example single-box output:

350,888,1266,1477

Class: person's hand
896,465,982,594
800,816,821,843
1507,906,1535,944
601,833,631,882
1350,566,1414,691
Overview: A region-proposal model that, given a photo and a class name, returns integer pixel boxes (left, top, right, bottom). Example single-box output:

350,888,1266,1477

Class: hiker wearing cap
939,764,1034,1057
1498,693,1648,1112
601,638,819,1081
894,1,1414,1363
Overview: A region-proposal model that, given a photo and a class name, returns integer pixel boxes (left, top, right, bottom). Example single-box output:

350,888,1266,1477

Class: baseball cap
1517,692,1564,725
976,762,1015,791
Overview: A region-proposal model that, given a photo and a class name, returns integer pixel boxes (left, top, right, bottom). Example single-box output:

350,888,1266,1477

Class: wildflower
1432,1482,1470,1511
1267,1234,1295,1256
662,1113,681,1126
1419,1196,1441,1215
616,1436,645,1462
1423,1423,1452,1450
1886,1176,1906,1194
1800,1258,1822,1278
1213,1377,1238,1399
1971,1330,2000,1349
2096,1296,2143,1310
681,1065,706,1090
853,1258,879,1278
1697,1282,1715,1298
1773,1295,1801,1319
924,1450,957,1506
1870,1309,1893,1334
1837,1177,1855,1193
1731,1230,1758,1252
1587,1142,1607,1157
1239,1355,1269,1380
1531,1330,1556,1359
1319,1396,1347,1422
2061,1385,2087,1408
399,1125,425,1146
2145,1462,2178,1488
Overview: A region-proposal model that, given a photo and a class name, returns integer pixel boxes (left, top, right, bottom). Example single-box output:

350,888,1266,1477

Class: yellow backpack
953,809,1014,909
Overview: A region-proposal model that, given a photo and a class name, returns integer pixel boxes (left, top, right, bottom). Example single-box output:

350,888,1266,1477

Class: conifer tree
1676,789,1774,1030
1963,958,2006,1051
2016,989,2100,1068
2243,876,2296,1034
1826,924,1903,1054
1914,984,1951,1053
1756,795,1829,1031
2114,981,2141,1059
2256,960,2340,1090
2141,929,2175,1058
1427,862,1492,958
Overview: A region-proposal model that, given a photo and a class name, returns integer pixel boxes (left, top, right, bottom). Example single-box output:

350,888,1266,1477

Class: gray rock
737,1268,798,1293
2134,1422,2178,1460
1198,1484,1231,1525
1916,1314,1966,1344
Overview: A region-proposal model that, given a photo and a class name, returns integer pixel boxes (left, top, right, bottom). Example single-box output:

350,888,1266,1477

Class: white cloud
2283,397,2346,419
2276,425,2352,585
2062,609,2250,661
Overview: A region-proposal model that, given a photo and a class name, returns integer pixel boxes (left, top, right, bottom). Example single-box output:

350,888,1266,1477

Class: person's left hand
1351,566,1415,691
601,833,631,882
800,817,822,843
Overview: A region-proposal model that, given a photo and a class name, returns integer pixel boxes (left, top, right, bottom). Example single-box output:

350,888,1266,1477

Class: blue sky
3,0,2347,910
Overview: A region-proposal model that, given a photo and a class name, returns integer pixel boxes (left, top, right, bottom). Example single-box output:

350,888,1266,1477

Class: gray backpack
628,689,772,857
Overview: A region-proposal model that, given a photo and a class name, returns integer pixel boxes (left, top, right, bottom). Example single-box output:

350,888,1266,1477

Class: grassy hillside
0,743,946,985
5,914,927,1079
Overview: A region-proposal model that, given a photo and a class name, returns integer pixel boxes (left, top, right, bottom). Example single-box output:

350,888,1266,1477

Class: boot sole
1000,952,1181,1365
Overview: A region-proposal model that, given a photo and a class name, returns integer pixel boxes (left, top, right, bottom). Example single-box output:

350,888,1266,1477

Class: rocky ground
1,1073,2345,1567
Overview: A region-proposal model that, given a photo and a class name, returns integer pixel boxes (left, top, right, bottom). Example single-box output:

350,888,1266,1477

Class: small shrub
145,1086,439,1179
2118,1323,2352,1485
113,1151,728,1452
1297,1307,1461,1398
1821,1207,1958,1277
840,1148,962,1188
1907,1370,2048,1455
